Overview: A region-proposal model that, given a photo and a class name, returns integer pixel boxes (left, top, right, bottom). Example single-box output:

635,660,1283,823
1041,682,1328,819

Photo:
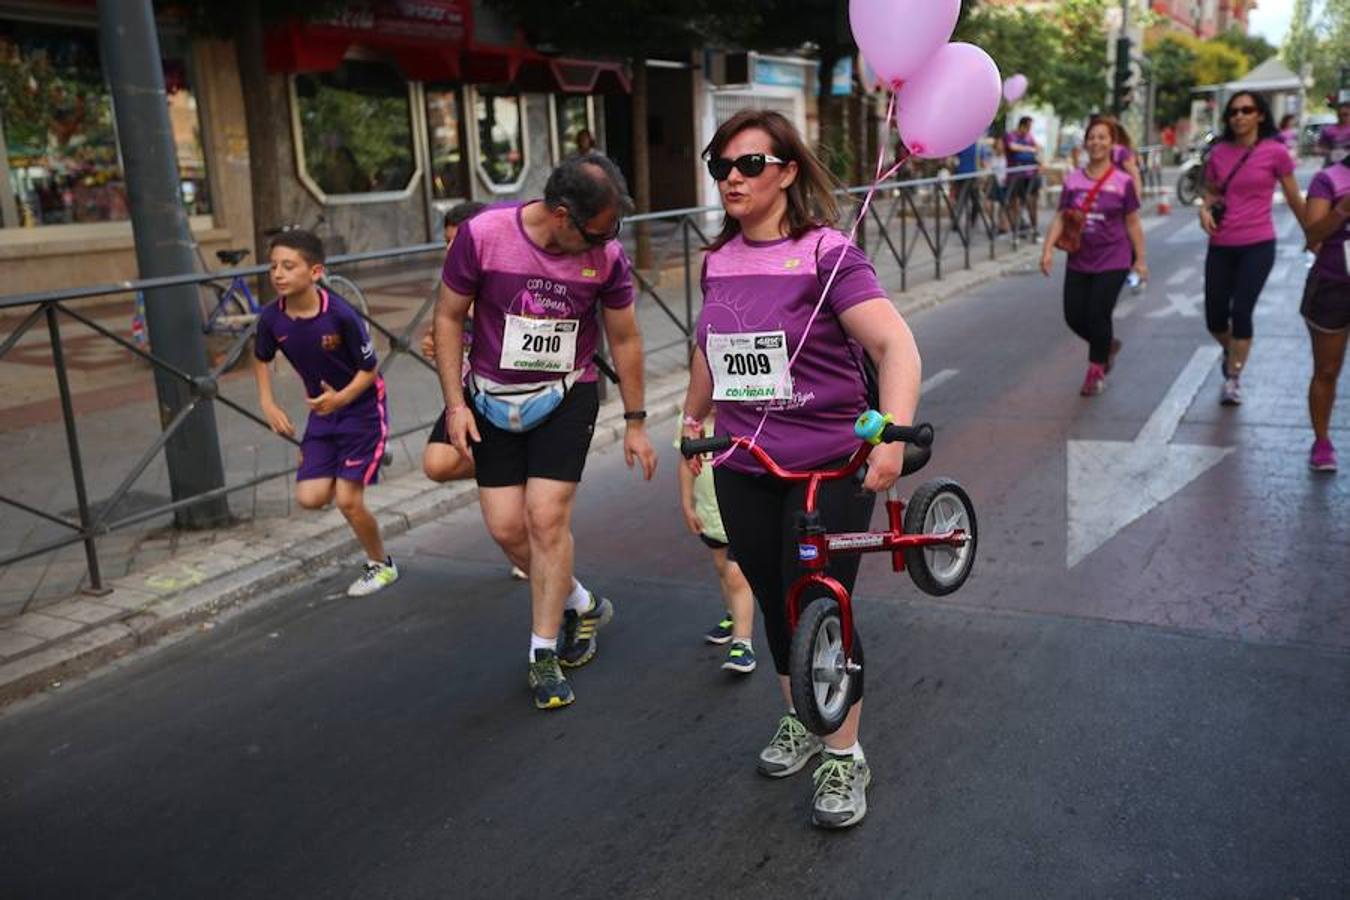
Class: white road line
1165,265,1196,287
1142,216,1169,234
921,369,958,395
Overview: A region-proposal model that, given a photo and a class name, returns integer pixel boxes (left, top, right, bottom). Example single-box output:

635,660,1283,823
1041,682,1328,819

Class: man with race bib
433,156,658,710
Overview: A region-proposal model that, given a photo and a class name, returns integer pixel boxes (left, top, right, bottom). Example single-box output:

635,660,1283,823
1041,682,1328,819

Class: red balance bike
681,411,977,735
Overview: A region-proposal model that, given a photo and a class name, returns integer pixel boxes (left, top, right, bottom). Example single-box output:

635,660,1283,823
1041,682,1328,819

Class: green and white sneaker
527,649,574,710
557,593,614,669
757,714,823,778
811,753,872,829
347,558,399,597
722,640,756,674
705,613,734,645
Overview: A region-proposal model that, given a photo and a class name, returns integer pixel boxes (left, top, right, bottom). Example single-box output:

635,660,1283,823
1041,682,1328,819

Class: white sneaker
1221,376,1243,406
509,565,529,581
347,559,399,597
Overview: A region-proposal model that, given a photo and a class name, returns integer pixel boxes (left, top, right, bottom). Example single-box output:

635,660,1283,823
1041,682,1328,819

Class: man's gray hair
544,155,634,223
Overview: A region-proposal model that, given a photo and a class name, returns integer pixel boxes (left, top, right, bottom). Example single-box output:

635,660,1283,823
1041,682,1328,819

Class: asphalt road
2,197,1348,899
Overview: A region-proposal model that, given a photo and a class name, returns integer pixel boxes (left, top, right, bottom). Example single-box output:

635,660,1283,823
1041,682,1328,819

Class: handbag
468,369,584,433
1055,166,1115,254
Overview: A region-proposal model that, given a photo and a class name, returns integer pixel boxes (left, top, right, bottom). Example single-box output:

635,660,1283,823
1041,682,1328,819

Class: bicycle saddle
216,248,250,265
901,443,930,477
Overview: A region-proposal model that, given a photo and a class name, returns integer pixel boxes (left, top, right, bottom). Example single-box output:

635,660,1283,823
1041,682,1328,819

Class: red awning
265,1,471,82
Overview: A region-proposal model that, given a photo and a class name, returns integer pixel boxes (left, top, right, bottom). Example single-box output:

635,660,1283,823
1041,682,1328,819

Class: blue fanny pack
468,370,584,433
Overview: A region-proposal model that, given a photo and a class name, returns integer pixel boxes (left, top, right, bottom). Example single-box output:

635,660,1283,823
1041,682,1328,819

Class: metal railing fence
0,165,1048,608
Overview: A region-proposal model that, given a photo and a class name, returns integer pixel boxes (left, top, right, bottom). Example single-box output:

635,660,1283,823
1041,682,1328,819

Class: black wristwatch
622,410,647,421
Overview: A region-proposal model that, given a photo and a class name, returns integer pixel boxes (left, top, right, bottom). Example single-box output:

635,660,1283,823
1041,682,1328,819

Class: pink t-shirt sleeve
1122,178,1141,214
1271,141,1295,178
440,224,480,296
819,243,885,313
597,251,636,310
1308,170,1335,202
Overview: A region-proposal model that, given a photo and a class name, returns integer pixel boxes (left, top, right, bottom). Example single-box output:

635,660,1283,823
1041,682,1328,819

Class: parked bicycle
681,410,977,735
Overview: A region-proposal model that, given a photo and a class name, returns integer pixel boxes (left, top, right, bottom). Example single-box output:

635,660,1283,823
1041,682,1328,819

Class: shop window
426,86,467,201
473,88,527,192
553,95,594,160
293,59,417,199
0,20,210,228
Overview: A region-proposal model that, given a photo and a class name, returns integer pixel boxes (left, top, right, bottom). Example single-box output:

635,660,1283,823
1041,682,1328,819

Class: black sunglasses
566,209,622,246
707,153,786,181
1227,105,1259,118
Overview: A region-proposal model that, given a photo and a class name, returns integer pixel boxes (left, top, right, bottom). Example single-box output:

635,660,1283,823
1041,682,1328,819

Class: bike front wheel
903,478,977,597
789,596,861,736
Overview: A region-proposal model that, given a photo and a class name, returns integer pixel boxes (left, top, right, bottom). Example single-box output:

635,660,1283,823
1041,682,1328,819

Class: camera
1209,201,1227,227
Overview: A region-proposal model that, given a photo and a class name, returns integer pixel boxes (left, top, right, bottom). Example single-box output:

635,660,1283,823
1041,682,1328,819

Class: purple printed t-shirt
697,228,885,475
1319,124,1350,162
441,202,634,385
254,288,383,434
1204,138,1294,247
1058,166,1139,273
1307,164,1350,283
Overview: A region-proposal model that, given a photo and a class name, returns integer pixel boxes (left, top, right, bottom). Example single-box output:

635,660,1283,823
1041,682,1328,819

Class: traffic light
1113,36,1134,113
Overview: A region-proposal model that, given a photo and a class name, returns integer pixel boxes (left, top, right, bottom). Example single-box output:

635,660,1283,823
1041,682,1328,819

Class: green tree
1148,33,1200,126
1212,27,1276,70
1192,39,1248,86
1281,0,1317,83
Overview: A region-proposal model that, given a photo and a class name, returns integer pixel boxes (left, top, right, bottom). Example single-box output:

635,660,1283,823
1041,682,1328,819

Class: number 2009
722,352,773,376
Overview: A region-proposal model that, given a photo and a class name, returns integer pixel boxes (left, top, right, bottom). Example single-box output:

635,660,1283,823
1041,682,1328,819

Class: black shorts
1008,173,1041,199
428,408,450,445
470,381,600,487
1301,270,1350,334
698,533,736,561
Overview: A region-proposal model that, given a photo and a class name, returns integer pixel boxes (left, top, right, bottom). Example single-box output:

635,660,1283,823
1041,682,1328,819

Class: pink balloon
895,43,1003,160
850,0,960,87
1003,74,1028,104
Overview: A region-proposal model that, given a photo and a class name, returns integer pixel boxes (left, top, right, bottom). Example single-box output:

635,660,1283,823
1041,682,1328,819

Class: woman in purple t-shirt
679,109,923,830
1200,91,1306,405
1299,159,1350,471
1041,119,1148,396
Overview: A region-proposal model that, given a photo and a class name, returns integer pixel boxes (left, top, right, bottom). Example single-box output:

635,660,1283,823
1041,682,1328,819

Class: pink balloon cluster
849,0,1003,159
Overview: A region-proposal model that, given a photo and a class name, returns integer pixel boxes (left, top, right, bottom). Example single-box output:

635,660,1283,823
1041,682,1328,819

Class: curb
0,246,1036,709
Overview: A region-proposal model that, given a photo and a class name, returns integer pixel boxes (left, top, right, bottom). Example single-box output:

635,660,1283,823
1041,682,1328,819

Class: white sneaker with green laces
757,714,823,778
347,559,399,597
811,752,872,829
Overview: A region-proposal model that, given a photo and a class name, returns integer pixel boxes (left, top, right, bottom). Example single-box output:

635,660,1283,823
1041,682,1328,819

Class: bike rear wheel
1177,168,1202,206
789,596,861,736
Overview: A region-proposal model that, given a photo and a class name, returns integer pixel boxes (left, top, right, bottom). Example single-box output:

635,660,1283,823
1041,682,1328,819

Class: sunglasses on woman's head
1227,105,1258,118
707,153,786,181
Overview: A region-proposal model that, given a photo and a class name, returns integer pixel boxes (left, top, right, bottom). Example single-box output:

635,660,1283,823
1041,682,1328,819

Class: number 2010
523,334,563,354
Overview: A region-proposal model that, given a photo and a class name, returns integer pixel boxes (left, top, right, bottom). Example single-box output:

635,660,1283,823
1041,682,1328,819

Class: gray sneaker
811,753,872,829
1221,376,1243,406
757,714,823,778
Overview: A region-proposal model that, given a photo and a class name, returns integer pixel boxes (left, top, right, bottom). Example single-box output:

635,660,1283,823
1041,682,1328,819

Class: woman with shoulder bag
1299,158,1350,472
1200,91,1306,405
1041,119,1148,396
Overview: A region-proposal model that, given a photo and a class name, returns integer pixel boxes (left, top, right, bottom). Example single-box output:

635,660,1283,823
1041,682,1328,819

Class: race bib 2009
708,330,792,402
500,315,578,373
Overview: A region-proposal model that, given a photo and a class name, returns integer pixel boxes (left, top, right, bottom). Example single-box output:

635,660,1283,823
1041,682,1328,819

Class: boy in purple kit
1005,116,1042,238
432,155,658,711
253,230,398,597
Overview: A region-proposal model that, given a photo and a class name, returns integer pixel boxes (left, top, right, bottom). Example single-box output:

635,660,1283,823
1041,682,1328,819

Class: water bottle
1126,271,1144,293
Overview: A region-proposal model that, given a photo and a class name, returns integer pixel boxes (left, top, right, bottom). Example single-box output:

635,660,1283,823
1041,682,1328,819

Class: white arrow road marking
921,369,958,395
1147,291,1203,318
1066,346,1233,568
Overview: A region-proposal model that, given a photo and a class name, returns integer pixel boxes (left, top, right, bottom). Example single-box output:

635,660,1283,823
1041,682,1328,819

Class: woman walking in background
1200,91,1306,405
1299,158,1350,472
1041,119,1147,396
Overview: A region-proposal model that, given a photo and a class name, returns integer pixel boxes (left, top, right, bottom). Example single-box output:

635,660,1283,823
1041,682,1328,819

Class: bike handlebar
679,413,934,461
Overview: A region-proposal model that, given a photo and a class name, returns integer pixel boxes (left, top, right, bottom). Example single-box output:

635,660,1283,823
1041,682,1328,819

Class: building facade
0,0,627,293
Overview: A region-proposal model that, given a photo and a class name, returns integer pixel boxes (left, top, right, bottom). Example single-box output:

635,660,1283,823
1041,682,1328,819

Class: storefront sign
754,59,807,89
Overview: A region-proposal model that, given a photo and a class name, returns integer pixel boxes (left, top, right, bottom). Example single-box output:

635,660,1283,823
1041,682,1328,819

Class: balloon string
712,91,909,469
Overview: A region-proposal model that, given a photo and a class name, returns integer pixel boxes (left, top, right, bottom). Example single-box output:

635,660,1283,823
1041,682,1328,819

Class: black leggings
1063,268,1128,364
713,463,875,699
1204,240,1276,340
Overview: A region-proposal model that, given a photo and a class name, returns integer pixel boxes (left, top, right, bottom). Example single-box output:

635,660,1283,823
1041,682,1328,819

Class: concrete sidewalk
0,240,1042,707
